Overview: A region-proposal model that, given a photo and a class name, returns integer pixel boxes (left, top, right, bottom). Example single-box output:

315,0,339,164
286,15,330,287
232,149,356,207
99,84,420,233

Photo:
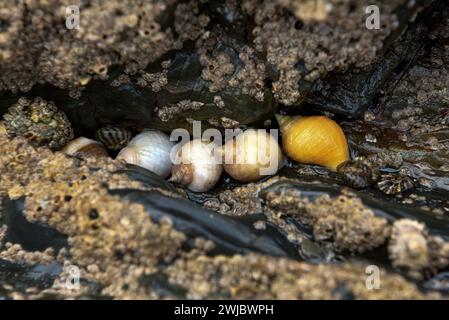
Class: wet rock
1,197,68,253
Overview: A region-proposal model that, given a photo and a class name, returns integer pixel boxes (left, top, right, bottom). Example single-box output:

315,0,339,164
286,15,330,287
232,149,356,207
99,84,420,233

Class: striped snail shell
116,130,174,178
95,126,132,151
62,137,109,159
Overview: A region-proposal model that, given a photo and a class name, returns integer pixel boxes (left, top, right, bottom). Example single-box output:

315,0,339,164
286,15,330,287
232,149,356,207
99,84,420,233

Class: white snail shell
116,130,174,178
62,137,109,159
170,139,223,192
222,129,284,182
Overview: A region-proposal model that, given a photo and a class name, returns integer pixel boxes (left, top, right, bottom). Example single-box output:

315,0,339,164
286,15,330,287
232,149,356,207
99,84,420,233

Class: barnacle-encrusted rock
0,130,443,299
264,187,390,253
165,253,435,299
388,219,449,280
3,97,73,150
243,0,408,106
0,0,181,96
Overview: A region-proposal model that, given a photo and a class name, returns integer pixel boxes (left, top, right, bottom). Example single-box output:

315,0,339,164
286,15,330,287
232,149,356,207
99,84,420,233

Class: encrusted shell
170,139,223,192
377,172,415,195
117,130,174,178
62,137,109,159
222,129,284,182
276,114,349,171
2,97,74,150
337,159,377,189
388,219,429,279
95,126,132,151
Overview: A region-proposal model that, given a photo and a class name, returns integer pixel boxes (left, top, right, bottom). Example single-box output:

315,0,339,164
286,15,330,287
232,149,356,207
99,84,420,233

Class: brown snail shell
62,137,109,159
222,129,284,182
95,126,132,151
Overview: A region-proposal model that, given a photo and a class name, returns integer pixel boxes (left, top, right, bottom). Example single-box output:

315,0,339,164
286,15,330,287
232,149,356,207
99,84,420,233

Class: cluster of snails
0,97,350,193
60,114,351,193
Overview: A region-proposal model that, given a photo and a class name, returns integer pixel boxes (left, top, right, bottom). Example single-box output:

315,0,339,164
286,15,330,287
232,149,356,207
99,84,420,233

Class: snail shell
95,126,132,151
62,137,109,159
222,129,284,182
117,130,174,178
170,139,223,192
337,159,377,189
276,114,349,171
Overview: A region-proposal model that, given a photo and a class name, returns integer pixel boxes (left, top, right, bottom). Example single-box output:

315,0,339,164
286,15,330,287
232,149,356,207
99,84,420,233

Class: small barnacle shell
62,137,109,159
95,126,132,151
117,130,174,178
170,139,223,192
388,219,429,279
377,172,415,195
222,129,284,182
276,114,349,171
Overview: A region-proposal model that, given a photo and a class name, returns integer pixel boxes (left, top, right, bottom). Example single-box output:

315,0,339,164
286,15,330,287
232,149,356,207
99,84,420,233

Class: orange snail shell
276,114,349,171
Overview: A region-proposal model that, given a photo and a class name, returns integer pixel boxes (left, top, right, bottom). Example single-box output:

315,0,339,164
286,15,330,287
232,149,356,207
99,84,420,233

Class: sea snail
117,130,174,178
170,139,223,192
62,137,109,159
223,129,284,182
95,126,132,151
276,114,349,171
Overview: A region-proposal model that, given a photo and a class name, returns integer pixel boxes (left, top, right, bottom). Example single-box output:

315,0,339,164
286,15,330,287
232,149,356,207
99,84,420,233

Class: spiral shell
222,129,284,182
170,139,223,192
117,130,174,178
95,126,132,151
62,137,109,159
276,114,349,171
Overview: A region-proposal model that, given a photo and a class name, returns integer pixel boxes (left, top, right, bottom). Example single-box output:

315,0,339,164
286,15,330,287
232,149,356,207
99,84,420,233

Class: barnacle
2,97,73,150
377,171,415,195
389,219,449,280
264,187,390,253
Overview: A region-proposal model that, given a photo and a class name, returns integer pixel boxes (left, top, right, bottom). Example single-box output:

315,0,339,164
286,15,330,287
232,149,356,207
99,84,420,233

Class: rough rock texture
165,253,436,299
0,135,439,299
1,0,411,103
389,219,449,280
243,0,403,105
3,97,73,150
0,0,180,96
